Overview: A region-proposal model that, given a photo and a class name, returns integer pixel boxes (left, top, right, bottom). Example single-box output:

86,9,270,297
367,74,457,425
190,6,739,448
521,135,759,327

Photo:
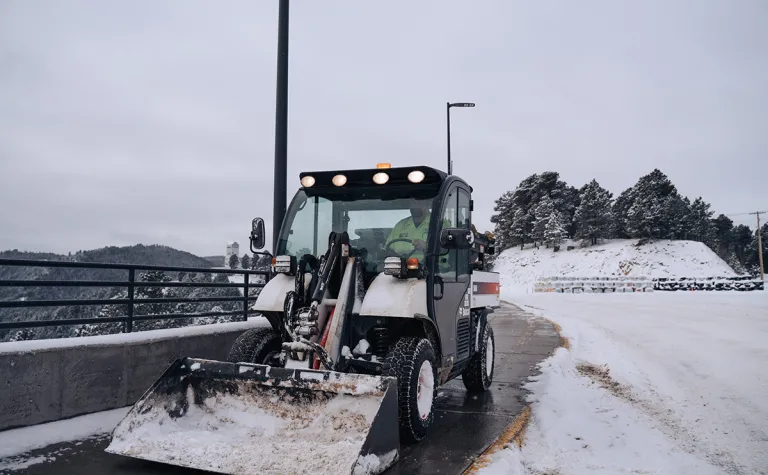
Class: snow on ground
493,239,738,293
480,292,768,475
0,407,130,470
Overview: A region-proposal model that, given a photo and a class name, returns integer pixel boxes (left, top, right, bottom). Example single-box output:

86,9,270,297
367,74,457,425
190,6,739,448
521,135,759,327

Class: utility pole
750,211,766,281
272,0,289,252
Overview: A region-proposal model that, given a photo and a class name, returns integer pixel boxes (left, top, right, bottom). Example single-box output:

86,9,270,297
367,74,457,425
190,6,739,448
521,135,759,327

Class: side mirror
250,218,266,250
440,228,474,250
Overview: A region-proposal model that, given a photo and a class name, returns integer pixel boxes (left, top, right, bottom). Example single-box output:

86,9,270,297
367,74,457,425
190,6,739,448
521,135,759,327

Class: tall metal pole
272,0,289,252
446,102,452,175
752,211,765,281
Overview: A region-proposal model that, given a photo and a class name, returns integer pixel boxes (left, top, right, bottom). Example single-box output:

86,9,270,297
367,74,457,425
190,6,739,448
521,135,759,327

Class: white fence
533,276,764,293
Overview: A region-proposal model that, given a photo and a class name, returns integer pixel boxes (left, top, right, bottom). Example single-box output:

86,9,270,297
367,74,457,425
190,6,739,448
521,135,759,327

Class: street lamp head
449,102,475,108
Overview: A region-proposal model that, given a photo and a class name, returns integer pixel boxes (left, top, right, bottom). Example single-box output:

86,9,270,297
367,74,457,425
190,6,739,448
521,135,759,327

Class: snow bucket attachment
105,357,400,475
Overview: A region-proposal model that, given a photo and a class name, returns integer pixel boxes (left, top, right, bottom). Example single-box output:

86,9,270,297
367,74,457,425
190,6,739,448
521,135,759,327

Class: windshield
277,190,437,274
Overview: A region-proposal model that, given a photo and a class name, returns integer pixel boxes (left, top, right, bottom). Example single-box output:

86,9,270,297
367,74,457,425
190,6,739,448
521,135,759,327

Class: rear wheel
383,337,438,444
226,327,283,365
462,322,495,392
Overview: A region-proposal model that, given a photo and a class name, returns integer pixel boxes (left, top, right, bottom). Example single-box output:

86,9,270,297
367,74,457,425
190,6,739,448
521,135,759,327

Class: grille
456,317,471,360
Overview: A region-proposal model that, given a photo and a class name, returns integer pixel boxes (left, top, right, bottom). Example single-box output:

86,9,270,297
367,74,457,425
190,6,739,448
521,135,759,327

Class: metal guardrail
0,258,271,333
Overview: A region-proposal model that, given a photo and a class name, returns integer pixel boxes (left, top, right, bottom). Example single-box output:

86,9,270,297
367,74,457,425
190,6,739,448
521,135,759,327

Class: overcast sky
1,0,766,257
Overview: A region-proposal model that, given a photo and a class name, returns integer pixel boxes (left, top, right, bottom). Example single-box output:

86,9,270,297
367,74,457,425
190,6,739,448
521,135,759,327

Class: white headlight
408,170,425,183
332,174,347,186
373,172,389,185
301,176,315,187
384,256,405,277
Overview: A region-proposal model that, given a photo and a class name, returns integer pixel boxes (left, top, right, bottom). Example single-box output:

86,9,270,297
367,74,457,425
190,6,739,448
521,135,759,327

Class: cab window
438,188,458,282
457,189,471,281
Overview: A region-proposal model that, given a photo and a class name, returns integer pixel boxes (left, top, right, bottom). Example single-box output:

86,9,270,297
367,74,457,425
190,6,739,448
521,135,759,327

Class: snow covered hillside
492,239,737,293
481,292,768,475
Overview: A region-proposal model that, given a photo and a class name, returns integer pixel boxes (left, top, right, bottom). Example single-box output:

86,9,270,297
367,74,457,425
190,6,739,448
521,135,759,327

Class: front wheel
462,323,495,392
226,327,283,365
383,337,438,444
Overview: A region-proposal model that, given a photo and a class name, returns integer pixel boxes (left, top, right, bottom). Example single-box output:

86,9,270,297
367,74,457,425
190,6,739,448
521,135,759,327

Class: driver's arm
385,218,405,248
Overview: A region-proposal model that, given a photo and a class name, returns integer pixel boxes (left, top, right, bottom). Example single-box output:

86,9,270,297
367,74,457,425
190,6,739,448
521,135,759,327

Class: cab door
429,183,473,369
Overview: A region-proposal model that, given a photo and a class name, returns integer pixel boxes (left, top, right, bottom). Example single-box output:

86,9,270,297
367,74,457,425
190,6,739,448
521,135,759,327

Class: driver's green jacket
385,215,431,261
385,216,454,269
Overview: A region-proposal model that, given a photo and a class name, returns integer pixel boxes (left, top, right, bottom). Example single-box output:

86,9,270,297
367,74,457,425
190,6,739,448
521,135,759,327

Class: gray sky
1,0,766,257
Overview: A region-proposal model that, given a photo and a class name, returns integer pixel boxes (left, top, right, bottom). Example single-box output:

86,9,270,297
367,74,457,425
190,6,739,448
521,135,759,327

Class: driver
385,200,431,261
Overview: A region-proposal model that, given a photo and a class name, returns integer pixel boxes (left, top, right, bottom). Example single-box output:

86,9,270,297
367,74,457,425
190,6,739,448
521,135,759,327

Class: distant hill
492,239,738,293
0,244,216,341
203,255,226,267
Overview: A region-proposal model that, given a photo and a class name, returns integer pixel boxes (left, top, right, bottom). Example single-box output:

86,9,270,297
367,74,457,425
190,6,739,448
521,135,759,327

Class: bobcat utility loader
106,164,501,475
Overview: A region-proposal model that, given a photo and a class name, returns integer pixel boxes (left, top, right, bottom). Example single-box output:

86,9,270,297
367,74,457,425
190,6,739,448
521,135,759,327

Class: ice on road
482,292,768,475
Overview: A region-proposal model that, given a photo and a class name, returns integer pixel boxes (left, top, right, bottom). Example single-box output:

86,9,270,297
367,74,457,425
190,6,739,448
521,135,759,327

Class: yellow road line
462,406,531,474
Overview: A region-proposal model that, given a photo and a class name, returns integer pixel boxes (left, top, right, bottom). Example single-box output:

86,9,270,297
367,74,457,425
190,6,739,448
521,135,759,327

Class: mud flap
106,357,399,475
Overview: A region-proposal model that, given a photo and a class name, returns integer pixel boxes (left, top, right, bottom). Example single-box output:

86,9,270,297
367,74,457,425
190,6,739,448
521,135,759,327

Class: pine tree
611,188,635,238
625,169,678,240
544,210,568,249
712,214,734,260
663,194,693,240
9,328,36,342
532,196,554,244
490,191,515,251
689,197,715,244
240,254,251,271
255,254,272,270
731,224,753,267
574,179,613,245
511,208,528,249
744,223,768,275
228,253,240,269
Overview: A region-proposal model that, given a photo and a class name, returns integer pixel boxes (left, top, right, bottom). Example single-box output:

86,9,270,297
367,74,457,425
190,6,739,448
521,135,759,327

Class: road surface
1,303,560,475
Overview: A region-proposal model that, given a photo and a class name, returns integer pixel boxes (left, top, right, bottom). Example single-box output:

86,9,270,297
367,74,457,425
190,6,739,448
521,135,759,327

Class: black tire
383,336,438,444
226,327,283,365
462,322,495,392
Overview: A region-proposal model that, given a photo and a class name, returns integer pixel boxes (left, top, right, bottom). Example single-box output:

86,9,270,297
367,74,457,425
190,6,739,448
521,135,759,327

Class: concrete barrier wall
0,320,266,431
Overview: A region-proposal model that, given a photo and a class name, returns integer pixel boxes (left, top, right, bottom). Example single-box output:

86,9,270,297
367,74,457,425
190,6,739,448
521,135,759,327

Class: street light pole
446,102,452,175
445,102,475,176
272,0,289,252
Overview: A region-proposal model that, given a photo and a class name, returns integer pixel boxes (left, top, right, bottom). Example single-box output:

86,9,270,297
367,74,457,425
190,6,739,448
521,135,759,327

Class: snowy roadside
0,407,130,471
479,292,768,475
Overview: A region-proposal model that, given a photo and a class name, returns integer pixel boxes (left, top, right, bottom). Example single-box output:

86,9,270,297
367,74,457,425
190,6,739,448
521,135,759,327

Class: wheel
462,322,495,392
226,327,283,365
383,336,438,444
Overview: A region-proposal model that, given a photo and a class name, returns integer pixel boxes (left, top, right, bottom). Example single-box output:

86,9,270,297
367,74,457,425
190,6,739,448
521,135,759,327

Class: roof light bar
332,174,347,186
408,170,425,183
372,172,389,185
301,176,315,187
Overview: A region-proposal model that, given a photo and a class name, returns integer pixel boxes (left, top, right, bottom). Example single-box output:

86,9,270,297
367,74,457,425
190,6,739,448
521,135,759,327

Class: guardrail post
126,268,135,333
243,273,250,322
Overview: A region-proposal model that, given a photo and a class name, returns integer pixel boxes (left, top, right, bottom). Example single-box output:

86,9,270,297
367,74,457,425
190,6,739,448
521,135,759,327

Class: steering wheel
385,238,417,258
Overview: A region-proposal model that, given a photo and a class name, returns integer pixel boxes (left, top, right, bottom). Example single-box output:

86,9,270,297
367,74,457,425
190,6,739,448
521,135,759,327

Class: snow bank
493,239,737,293
483,292,768,475
0,317,268,355
0,407,130,459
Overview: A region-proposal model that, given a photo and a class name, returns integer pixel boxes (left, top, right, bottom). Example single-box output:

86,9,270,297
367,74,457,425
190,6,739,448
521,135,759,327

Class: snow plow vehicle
106,164,501,475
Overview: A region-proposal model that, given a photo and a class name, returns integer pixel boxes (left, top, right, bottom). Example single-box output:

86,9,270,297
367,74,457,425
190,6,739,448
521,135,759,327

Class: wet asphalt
2,303,560,475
